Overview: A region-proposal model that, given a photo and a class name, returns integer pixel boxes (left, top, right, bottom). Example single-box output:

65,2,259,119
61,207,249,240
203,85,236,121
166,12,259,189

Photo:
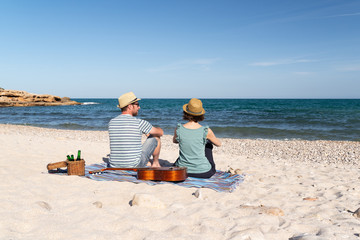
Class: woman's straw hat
117,92,141,108
183,98,205,116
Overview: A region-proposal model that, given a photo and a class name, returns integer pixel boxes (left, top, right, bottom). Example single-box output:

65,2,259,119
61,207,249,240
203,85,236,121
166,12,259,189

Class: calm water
1,99,359,141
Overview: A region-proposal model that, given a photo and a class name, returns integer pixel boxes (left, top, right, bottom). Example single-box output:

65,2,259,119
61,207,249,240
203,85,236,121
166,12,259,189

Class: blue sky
1,0,359,98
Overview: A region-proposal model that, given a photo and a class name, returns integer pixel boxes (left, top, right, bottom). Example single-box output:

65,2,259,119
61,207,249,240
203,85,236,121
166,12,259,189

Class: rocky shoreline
0,89,80,107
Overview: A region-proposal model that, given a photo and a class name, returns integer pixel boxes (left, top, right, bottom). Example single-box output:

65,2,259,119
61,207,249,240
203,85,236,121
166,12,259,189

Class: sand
0,124,360,240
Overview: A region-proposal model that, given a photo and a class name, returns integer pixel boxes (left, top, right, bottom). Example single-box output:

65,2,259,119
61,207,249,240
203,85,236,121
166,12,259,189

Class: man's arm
149,126,163,137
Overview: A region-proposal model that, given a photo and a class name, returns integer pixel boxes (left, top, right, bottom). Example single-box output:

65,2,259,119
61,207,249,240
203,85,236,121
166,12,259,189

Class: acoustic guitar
89,166,188,182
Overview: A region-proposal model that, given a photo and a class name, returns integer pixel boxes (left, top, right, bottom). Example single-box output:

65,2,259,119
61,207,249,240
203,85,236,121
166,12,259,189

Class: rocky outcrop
0,89,81,107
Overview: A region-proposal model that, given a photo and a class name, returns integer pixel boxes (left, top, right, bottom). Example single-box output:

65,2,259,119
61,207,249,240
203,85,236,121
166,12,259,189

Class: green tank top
175,123,210,173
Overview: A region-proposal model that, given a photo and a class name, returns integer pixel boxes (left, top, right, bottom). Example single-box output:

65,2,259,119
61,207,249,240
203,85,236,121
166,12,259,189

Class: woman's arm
173,128,179,143
207,128,221,147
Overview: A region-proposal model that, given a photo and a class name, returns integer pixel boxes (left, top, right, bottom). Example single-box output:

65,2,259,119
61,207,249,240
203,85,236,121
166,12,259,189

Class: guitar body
137,167,187,181
89,167,187,182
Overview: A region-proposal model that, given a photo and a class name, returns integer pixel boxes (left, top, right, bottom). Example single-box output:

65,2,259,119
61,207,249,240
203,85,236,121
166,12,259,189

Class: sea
1,99,359,141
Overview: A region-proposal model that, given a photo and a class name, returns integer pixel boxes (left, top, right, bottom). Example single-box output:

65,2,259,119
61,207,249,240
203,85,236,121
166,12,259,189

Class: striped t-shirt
108,114,153,167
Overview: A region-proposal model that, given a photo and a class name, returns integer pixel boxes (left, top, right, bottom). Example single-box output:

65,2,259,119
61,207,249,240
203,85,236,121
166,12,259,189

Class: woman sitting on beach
173,98,221,178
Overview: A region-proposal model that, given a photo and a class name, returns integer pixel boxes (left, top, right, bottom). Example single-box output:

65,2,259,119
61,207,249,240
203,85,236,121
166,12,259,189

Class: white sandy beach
0,124,359,240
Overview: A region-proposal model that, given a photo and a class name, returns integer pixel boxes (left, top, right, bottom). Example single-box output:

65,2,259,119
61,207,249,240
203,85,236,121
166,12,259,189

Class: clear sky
1,0,359,98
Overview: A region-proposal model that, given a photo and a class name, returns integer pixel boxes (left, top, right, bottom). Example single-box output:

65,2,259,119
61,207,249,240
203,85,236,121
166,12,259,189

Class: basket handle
47,161,68,170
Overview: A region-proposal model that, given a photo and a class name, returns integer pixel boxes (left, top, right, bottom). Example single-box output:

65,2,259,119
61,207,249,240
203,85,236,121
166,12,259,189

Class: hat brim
129,98,141,105
183,104,205,116
117,98,141,108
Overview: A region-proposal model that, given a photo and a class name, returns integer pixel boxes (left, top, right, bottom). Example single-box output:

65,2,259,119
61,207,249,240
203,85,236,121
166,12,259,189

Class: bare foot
151,162,161,168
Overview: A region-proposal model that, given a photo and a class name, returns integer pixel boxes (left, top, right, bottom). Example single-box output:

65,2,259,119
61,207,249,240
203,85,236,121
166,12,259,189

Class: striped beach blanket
85,163,244,193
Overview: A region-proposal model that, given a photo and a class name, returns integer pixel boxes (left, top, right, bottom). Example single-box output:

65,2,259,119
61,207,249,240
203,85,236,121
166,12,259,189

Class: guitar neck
96,167,141,172
89,167,160,174
98,167,179,172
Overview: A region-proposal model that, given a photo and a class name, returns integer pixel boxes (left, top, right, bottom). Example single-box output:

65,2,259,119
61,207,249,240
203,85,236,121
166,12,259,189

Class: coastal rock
289,235,328,240
35,201,52,211
303,197,318,201
193,189,202,199
353,207,360,218
227,167,242,175
92,201,103,208
131,193,166,209
0,89,80,107
229,228,265,240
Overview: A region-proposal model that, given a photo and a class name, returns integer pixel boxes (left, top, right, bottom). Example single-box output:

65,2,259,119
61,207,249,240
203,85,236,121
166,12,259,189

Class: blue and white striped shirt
108,114,153,167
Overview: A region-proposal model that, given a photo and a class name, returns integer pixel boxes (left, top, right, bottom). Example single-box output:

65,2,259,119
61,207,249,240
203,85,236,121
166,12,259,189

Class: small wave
82,102,100,105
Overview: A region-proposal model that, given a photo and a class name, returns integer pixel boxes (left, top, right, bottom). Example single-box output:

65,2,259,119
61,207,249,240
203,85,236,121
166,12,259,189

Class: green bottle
70,154,74,161
66,155,72,161
76,150,81,161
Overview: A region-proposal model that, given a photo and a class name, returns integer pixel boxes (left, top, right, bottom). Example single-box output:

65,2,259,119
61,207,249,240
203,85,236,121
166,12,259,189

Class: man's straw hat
117,92,141,108
183,98,205,116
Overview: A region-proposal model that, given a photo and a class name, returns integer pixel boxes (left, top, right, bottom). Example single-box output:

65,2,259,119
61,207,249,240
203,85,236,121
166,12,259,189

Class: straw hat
117,92,141,108
183,98,205,116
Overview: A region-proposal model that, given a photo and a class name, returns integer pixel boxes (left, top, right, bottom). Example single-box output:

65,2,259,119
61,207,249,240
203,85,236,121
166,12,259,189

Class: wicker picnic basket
67,159,85,176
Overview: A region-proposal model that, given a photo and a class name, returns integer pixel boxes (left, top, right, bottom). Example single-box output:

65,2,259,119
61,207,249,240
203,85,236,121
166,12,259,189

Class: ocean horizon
1,98,359,141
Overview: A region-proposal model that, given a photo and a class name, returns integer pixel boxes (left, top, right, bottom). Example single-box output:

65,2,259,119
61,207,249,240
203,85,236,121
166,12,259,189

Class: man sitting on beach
108,92,163,168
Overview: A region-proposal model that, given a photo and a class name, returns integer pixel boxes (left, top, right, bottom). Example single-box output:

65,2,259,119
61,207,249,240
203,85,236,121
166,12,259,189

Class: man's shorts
137,136,158,167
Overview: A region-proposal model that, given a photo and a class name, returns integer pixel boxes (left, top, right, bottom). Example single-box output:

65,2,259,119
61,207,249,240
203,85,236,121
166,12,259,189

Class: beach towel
85,163,244,192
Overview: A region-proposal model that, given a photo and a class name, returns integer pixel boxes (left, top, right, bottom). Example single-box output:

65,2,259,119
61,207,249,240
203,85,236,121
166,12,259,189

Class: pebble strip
218,138,360,166
1,124,359,166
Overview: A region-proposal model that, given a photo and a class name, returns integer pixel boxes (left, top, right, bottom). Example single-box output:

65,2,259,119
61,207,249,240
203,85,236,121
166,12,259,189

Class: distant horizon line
71,97,360,100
